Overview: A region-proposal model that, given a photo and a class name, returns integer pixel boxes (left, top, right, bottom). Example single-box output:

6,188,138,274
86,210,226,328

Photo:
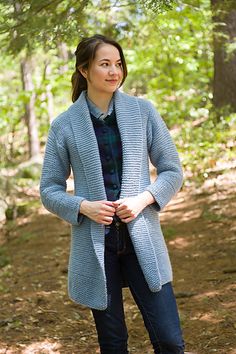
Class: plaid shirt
87,97,123,234
87,96,122,202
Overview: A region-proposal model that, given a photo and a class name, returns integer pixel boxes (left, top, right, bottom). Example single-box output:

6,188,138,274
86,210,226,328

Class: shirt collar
86,94,114,120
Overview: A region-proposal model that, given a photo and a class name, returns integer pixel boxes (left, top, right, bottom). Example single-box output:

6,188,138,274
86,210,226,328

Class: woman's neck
87,91,113,113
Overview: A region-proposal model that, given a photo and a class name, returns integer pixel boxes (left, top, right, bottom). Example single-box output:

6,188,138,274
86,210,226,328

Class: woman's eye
100,62,122,68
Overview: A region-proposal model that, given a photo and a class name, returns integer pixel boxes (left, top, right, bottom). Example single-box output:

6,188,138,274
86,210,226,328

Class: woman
40,34,185,354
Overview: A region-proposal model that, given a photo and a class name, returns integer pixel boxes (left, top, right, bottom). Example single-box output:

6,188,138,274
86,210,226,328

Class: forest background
0,0,235,194
0,0,236,353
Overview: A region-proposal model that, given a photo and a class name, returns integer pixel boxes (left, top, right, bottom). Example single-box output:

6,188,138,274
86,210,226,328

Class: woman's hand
80,200,116,225
113,191,155,223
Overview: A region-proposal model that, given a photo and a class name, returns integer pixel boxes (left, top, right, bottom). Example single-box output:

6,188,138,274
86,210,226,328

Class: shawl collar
68,90,143,201
68,91,106,201
114,90,143,199
68,92,106,274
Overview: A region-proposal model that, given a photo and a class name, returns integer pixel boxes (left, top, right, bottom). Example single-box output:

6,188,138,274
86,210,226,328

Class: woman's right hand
80,200,115,225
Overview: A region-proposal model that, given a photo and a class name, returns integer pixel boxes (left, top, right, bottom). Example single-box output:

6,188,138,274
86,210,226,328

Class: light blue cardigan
40,90,183,310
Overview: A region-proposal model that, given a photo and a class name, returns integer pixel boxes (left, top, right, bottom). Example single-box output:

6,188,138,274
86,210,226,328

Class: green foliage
201,208,225,222
123,0,213,126
0,248,10,268
0,0,235,183
0,54,27,166
176,112,236,182
0,0,89,54
138,0,176,13
161,226,176,239
16,163,42,180
13,232,36,244
0,263,11,293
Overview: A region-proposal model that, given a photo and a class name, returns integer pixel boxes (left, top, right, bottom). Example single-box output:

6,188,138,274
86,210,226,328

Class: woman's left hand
113,191,155,223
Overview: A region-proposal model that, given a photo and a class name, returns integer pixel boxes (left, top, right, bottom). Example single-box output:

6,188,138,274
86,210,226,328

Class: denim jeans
91,221,185,354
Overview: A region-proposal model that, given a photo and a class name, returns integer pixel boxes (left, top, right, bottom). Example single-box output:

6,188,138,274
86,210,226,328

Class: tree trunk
20,56,40,158
211,0,236,112
57,42,69,74
57,42,70,104
44,60,54,124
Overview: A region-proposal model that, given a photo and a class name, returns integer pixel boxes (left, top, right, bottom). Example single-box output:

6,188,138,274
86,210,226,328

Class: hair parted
71,34,128,102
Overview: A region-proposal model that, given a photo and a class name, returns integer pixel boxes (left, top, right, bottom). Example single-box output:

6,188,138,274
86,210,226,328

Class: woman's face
81,43,123,97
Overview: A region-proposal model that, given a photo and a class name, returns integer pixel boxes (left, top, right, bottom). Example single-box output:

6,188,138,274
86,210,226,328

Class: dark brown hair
71,34,128,102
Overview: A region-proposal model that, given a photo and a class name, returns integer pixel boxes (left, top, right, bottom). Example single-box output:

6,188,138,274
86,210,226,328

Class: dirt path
0,171,236,354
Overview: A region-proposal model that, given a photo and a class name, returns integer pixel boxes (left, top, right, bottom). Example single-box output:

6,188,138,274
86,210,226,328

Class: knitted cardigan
40,90,183,310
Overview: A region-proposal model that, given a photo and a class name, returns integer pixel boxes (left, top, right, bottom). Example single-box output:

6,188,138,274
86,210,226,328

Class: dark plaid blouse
90,109,122,202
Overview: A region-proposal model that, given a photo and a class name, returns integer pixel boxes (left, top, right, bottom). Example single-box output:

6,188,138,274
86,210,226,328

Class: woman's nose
109,66,118,75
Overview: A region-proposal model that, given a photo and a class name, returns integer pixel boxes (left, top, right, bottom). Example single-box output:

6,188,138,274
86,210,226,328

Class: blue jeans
91,222,185,354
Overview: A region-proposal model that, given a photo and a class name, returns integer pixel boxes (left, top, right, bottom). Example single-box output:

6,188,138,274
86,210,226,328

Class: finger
114,198,124,204
117,207,135,216
116,204,127,212
102,203,116,213
104,200,115,206
102,211,115,218
102,200,114,208
102,216,113,224
116,209,129,218
120,216,135,223
112,199,124,207
96,215,113,224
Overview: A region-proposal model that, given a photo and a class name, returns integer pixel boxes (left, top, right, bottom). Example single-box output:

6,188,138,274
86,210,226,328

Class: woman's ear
79,67,87,79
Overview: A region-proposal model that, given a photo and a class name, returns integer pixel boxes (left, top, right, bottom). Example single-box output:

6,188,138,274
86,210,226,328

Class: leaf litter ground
0,170,235,354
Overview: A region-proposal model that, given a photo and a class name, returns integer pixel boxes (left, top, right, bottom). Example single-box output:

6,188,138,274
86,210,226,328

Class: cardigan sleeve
145,102,183,211
40,126,85,225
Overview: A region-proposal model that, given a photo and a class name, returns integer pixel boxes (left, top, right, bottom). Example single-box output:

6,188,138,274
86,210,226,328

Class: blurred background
0,0,235,200
0,1,235,353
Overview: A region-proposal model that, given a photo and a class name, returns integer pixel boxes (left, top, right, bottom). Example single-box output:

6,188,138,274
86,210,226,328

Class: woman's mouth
106,79,118,85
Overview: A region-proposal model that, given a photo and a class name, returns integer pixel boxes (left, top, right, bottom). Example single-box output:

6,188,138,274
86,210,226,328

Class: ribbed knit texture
40,90,183,310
